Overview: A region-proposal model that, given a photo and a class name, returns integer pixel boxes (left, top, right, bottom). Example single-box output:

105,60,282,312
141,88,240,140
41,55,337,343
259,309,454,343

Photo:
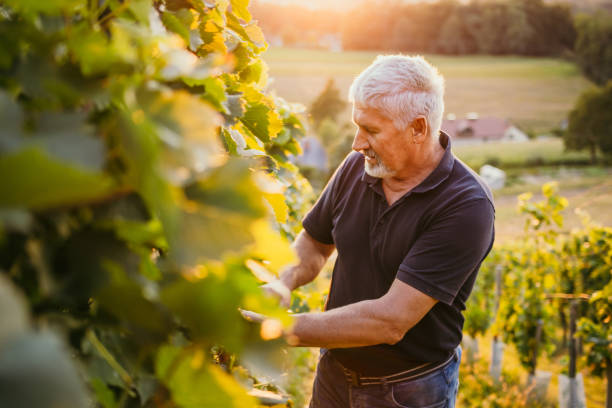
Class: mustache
363,149,380,160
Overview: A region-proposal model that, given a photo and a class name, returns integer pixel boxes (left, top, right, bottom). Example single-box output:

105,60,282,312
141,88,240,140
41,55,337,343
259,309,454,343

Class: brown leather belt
340,348,458,387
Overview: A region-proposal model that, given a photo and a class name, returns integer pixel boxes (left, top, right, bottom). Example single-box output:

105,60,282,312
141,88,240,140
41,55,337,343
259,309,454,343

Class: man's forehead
352,104,389,124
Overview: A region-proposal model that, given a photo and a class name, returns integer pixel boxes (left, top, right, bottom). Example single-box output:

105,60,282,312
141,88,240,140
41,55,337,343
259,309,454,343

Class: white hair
349,55,445,138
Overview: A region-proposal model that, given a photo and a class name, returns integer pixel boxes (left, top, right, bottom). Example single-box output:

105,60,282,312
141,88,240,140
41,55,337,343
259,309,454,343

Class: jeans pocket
391,394,447,408
391,370,449,408
442,351,461,386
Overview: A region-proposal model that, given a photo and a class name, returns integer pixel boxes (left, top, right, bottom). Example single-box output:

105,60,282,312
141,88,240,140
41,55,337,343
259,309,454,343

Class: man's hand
261,279,291,308
239,308,292,342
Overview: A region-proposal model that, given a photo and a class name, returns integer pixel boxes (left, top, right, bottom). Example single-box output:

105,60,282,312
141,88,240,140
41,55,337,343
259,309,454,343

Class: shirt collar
360,131,455,194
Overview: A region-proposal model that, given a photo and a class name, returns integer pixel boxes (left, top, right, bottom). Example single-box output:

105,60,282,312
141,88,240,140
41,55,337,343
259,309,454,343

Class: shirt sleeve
396,198,495,305
302,154,354,245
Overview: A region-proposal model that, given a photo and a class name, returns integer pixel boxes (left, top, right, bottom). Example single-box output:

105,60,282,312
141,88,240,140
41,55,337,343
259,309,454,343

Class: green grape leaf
161,12,191,44
241,103,283,143
198,77,228,111
263,193,289,224
0,148,115,210
127,0,153,23
160,276,249,349
3,0,82,16
156,345,257,408
184,161,265,218
97,281,173,343
239,59,267,87
90,378,118,408
243,22,266,48
229,0,251,22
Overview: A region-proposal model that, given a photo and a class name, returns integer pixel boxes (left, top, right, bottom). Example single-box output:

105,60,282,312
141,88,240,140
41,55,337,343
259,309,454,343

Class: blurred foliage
316,119,353,175
464,250,498,340
0,0,316,406
568,216,612,385
490,183,567,374
296,118,354,193
458,356,554,408
308,78,346,127
475,182,611,405
566,80,612,164
575,13,612,86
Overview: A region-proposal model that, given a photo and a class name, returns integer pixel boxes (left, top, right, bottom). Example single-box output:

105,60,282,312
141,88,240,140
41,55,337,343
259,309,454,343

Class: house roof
442,117,510,140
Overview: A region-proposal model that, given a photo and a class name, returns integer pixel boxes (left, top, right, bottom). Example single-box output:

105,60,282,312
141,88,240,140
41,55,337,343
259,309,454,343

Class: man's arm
280,230,335,290
263,230,335,306
286,278,437,348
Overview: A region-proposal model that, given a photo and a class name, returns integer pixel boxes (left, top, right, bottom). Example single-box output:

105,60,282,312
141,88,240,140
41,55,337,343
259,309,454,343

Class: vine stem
86,329,136,394
98,1,132,26
94,0,111,20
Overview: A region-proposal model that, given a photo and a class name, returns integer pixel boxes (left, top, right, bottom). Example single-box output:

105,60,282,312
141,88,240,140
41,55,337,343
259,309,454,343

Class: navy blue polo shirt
302,132,495,376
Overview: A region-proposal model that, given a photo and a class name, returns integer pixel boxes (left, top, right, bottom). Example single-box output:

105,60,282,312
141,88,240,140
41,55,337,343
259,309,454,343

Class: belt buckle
346,369,361,387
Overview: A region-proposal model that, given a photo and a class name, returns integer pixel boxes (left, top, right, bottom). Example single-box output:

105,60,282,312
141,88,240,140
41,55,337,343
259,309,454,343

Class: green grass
264,48,581,78
262,47,591,133
452,138,592,170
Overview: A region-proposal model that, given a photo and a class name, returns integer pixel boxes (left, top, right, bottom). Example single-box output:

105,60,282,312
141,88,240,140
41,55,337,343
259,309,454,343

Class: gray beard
364,149,393,178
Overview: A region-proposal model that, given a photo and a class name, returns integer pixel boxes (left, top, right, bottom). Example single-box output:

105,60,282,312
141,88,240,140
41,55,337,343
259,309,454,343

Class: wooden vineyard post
569,300,577,392
607,363,612,408
526,319,546,402
532,319,543,377
490,265,504,382
559,300,586,408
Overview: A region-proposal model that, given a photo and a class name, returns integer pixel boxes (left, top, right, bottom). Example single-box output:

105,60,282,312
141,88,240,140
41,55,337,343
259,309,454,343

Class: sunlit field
263,47,591,133
452,138,592,169
451,138,612,244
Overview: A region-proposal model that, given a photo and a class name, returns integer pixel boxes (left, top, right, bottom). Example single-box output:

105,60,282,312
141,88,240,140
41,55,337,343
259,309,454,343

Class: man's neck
381,141,445,204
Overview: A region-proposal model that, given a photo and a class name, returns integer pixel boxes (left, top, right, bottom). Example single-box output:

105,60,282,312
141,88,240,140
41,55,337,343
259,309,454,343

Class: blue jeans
309,346,462,408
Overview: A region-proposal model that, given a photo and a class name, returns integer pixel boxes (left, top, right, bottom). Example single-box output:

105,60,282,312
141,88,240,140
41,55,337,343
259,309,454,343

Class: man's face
351,105,411,179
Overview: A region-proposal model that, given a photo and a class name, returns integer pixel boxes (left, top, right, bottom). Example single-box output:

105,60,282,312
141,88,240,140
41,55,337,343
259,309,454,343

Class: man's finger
261,280,291,307
239,308,267,323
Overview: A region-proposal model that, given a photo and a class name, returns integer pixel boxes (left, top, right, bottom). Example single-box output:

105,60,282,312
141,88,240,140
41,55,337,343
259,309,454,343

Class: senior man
268,55,495,408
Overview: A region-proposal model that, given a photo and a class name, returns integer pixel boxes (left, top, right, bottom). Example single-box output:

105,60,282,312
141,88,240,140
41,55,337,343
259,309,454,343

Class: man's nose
352,130,368,152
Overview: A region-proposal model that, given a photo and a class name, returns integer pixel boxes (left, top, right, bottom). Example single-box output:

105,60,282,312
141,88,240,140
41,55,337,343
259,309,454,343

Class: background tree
575,13,612,86
309,79,347,126
518,0,575,56
504,3,536,54
565,81,612,163
435,10,478,55
470,2,512,55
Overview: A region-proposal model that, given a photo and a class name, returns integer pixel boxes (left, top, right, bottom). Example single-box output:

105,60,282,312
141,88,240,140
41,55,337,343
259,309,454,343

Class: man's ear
410,116,428,144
